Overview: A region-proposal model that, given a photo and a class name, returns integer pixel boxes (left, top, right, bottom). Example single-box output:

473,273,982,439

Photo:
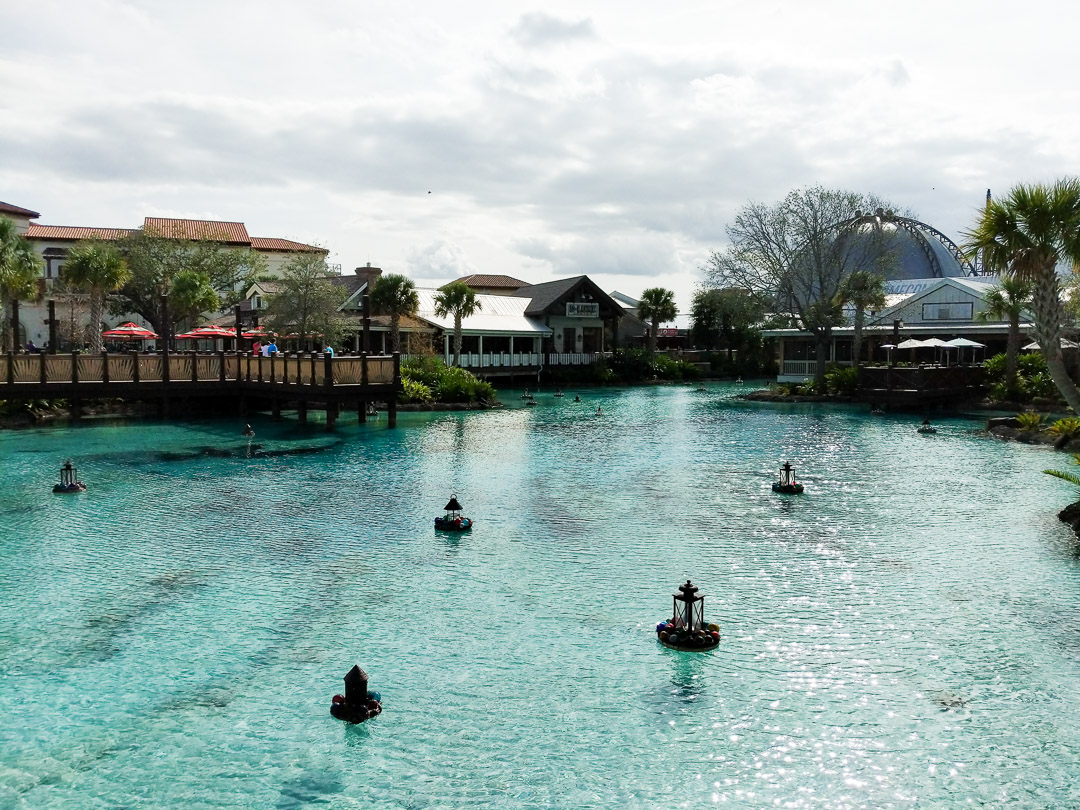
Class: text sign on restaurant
565,302,599,318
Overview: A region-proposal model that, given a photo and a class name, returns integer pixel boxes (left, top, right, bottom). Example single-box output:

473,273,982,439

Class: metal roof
415,289,552,335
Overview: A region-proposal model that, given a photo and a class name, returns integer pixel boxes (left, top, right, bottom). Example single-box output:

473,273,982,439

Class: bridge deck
0,352,401,427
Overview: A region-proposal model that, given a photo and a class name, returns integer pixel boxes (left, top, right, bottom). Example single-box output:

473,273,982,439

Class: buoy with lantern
656,580,720,651
330,665,382,724
771,461,804,494
434,494,473,531
52,460,86,494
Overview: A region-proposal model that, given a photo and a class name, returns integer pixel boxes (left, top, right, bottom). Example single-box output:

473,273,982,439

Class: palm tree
434,281,481,366
638,287,678,354
964,179,1080,414
977,277,1033,395
836,271,886,367
63,240,132,353
170,270,221,331
370,273,419,353
0,217,42,351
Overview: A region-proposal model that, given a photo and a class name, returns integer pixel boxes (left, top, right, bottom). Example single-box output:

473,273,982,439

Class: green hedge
400,357,496,404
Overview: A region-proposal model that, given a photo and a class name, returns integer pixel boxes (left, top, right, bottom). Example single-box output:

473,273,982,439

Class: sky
2,0,1079,311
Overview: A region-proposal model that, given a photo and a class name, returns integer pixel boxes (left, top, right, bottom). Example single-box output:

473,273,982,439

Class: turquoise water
2,384,1079,808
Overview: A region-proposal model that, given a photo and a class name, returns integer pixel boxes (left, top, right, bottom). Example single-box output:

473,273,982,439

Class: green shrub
401,355,445,389
608,348,656,382
1015,412,1044,431
434,366,496,403
1048,418,1080,439
984,352,1058,402
825,365,859,396
400,357,495,403
400,377,433,403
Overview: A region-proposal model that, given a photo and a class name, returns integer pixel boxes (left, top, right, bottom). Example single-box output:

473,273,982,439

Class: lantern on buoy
52,460,86,494
330,664,383,724
435,494,473,531
771,461,804,494
657,579,719,651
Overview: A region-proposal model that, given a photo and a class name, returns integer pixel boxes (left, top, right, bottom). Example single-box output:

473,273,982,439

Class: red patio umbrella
103,322,159,340
186,325,237,338
241,327,273,339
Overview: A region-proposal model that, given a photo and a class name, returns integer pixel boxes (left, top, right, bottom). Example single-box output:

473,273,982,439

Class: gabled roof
454,274,528,289
0,201,41,219
869,276,1002,326
511,276,624,318
25,225,135,241
335,278,372,311
245,280,284,298
144,217,250,244
414,289,552,335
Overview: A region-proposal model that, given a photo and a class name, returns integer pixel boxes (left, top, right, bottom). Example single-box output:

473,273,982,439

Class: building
413,289,552,370
0,201,326,348
751,208,1031,382
510,276,624,355
765,276,1023,383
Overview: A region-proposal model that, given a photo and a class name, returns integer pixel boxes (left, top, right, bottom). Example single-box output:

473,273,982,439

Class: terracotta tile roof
0,201,41,219
144,217,251,243
25,224,135,241
250,236,326,253
454,274,528,289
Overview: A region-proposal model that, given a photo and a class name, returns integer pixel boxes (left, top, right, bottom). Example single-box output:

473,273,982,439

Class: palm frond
1044,468,1080,487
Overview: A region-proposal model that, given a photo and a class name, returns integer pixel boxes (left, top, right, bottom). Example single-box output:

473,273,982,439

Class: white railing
545,352,611,366
781,360,853,376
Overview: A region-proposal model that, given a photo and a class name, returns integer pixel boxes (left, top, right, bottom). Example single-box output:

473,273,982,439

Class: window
921,302,973,321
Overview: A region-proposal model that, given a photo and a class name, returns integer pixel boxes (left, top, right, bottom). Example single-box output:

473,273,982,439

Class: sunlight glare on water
1,383,1079,808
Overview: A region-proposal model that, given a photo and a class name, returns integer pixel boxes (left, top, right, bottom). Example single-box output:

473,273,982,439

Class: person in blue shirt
265,341,278,355
324,345,335,357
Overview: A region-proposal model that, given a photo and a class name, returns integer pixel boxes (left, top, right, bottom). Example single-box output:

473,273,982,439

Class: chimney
354,262,382,288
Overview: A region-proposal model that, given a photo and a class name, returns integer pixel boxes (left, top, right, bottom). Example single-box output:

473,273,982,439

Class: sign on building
566,302,600,317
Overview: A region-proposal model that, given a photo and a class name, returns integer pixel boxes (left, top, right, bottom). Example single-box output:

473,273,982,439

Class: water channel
1,383,1078,808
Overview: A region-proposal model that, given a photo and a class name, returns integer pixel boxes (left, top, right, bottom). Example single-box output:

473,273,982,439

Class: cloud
3,1,1077,312
508,13,596,49
514,232,678,277
406,239,478,280
880,59,911,87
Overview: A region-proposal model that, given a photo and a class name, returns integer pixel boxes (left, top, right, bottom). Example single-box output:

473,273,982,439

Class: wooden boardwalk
0,351,402,427
858,365,984,409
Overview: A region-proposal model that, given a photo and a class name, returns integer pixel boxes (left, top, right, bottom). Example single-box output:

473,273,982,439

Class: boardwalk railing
412,351,615,371
0,352,397,390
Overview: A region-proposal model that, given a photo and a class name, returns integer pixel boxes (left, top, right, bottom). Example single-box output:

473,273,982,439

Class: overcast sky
2,0,1078,309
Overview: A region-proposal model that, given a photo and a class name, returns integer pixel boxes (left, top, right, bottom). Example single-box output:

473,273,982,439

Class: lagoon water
2,384,1079,808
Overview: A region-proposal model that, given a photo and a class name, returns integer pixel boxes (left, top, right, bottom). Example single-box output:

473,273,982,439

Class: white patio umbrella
944,337,986,364
895,338,926,349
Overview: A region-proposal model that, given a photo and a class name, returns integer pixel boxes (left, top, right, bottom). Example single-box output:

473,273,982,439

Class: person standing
324,345,335,357
252,340,261,356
